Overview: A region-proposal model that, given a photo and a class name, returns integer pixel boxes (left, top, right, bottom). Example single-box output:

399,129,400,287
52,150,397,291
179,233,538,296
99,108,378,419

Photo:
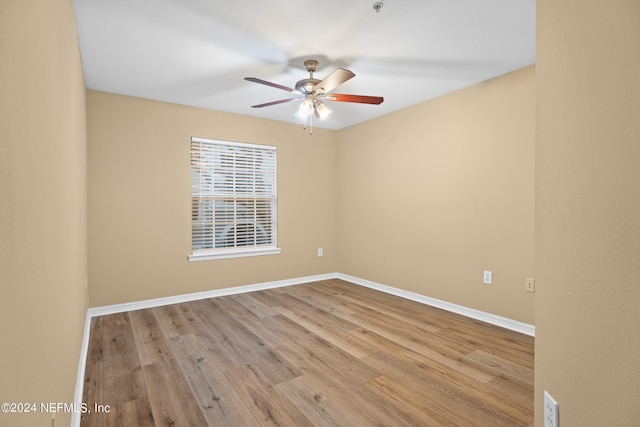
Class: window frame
188,137,280,262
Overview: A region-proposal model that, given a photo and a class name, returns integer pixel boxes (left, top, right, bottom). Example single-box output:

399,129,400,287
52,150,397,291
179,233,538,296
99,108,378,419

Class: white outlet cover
544,391,559,427
483,271,492,284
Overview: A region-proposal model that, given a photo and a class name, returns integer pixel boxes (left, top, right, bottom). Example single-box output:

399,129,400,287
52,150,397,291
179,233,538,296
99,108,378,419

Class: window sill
188,247,281,262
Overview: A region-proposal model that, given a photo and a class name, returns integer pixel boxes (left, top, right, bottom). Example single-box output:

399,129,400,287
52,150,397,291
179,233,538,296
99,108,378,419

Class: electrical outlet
483,271,492,285
317,248,323,257
525,277,535,293
544,391,559,427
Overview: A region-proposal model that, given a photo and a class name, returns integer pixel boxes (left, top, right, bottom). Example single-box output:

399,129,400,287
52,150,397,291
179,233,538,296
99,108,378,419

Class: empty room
1,1,639,427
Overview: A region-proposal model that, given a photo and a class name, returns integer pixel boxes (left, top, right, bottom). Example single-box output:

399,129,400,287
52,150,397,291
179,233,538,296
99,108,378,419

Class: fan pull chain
302,115,313,135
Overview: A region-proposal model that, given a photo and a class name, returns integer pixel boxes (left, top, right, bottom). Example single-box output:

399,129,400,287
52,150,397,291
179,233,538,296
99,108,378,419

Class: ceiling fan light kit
245,59,383,134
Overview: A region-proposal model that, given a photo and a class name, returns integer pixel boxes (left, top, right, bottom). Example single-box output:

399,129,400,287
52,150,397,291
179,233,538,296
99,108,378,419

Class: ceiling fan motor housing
295,78,321,95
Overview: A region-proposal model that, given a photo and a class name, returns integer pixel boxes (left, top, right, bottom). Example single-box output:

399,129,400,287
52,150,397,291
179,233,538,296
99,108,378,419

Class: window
189,137,279,261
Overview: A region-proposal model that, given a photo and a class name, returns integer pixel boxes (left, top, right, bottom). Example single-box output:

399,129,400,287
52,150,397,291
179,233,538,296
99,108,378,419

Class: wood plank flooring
81,279,534,426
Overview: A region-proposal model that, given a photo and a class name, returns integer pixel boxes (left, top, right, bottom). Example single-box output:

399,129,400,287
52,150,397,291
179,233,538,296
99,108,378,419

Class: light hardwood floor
81,279,534,426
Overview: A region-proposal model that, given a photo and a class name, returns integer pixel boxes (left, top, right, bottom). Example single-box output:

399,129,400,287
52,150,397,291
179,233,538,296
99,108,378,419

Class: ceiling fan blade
245,77,296,93
324,94,384,105
313,68,355,94
250,98,300,108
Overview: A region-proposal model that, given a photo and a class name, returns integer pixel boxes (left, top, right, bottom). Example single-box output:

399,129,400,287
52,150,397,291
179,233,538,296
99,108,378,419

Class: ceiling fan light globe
296,99,314,120
316,102,332,120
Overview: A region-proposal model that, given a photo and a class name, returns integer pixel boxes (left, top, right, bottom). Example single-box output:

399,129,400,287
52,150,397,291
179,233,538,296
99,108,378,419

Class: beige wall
535,0,640,425
0,1,88,426
87,92,339,306
88,68,535,326
337,67,536,324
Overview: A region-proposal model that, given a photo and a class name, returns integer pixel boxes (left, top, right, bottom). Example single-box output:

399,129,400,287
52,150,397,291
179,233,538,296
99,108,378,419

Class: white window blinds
190,137,279,261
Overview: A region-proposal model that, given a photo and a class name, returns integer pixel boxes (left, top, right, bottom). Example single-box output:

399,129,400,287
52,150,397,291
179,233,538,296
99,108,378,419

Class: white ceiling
73,0,535,130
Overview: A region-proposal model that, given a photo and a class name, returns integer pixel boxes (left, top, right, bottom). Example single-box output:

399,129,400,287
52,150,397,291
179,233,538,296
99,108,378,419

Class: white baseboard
71,310,94,427
335,273,535,337
72,272,534,426
86,273,338,318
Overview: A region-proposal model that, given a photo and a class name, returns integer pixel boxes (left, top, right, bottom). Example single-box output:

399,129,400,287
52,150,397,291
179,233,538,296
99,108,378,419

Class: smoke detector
372,1,384,13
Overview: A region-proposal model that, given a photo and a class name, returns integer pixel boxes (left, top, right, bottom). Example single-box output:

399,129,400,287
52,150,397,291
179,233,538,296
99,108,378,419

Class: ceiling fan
244,59,383,127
